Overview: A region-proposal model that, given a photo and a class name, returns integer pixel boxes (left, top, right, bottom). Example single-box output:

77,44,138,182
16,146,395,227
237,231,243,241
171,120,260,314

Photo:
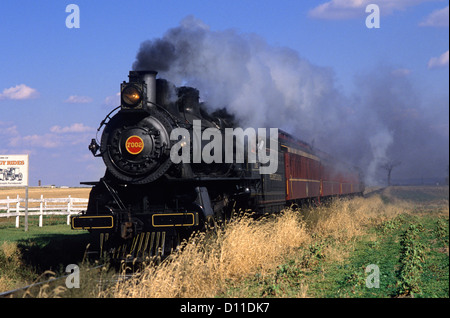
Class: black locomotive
71,70,364,261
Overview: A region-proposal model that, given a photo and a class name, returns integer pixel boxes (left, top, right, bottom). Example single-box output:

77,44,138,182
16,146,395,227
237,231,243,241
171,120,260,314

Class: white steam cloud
133,17,340,138
132,16,449,185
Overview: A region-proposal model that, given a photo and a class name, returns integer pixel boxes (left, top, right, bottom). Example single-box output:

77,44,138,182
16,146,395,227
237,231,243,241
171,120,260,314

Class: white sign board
0,154,29,187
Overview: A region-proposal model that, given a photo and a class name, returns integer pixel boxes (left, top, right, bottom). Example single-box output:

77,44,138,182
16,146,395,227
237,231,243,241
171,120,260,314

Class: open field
0,185,448,298
0,186,91,211
0,187,92,229
0,187,91,201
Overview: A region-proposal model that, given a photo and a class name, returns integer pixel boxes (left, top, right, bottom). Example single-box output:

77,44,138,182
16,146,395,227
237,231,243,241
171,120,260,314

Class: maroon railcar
258,131,364,211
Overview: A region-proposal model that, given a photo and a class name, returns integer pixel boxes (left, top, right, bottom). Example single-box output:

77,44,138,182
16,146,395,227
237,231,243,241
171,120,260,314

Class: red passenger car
257,131,364,212
281,131,364,203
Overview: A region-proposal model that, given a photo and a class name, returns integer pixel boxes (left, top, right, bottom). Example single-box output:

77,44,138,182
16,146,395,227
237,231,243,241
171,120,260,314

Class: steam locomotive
71,70,364,261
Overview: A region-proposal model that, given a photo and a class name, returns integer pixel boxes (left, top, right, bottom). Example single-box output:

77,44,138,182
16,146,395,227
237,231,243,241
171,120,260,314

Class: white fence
0,195,88,228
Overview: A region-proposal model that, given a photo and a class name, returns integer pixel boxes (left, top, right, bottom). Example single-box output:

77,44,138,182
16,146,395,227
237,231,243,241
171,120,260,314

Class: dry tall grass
106,210,311,298
307,196,411,243
102,187,447,298
106,193,410,298
0,241,25,291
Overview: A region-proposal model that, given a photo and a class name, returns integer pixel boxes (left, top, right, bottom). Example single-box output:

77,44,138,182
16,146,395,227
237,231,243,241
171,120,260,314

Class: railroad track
0,263,136,298
364,186,387,198
0,272,74,298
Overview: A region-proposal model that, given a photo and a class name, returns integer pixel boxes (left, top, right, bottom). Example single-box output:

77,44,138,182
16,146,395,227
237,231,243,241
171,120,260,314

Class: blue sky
0,0,448,186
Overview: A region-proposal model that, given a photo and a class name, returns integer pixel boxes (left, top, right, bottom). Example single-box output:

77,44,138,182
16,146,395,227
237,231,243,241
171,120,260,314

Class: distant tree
381,160,401,186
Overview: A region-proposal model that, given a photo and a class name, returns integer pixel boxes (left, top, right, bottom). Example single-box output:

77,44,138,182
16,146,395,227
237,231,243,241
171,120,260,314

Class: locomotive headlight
122,85,142,107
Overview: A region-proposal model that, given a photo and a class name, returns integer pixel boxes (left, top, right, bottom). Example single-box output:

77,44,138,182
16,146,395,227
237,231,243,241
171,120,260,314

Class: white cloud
103,92,120,108
0,121,19,136
391,68,412,77
309,0,435,20
9,134,61,148
3,125,19,135
427,50,449,69
309,0,369,19
64,95,93,103
420,6,449,27
50,123,95,134
0,84,39,100
6,123,95,150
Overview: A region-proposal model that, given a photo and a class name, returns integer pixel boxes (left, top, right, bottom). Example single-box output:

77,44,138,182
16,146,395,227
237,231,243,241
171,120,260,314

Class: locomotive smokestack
140,70,157,105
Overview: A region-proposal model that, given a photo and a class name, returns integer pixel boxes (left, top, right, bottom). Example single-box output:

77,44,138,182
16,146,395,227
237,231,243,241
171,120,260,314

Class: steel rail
0,264,105,298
